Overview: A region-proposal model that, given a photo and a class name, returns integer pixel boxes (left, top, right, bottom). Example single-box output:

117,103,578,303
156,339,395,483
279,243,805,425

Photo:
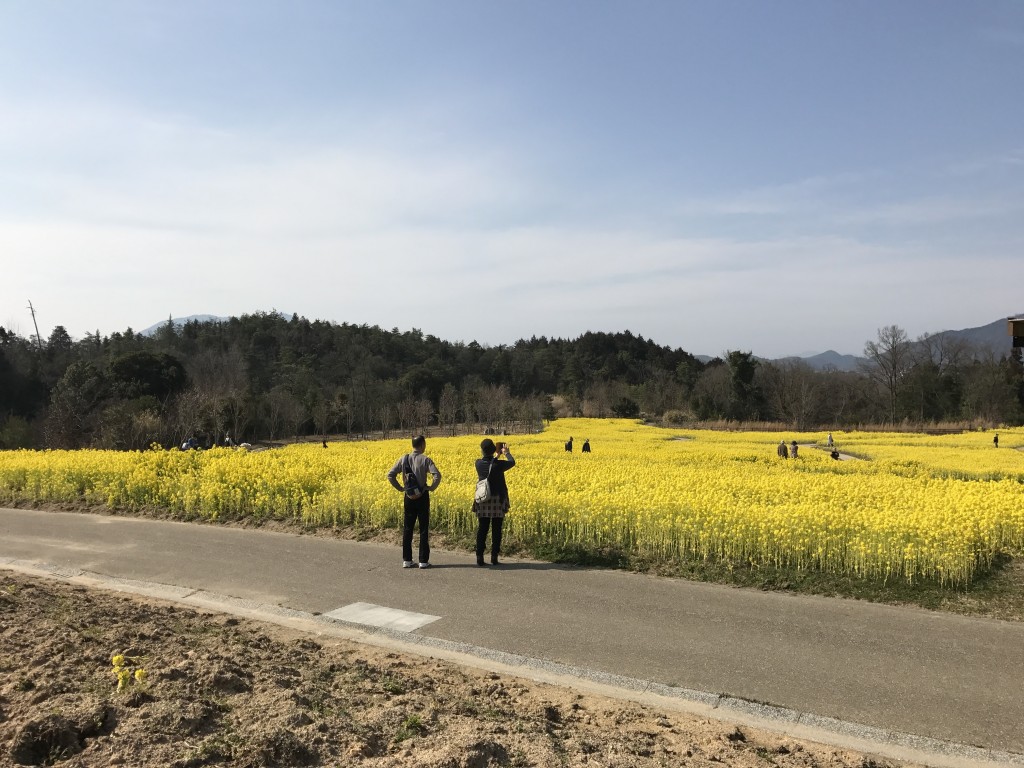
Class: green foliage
0,337,49,420
109,351,188,401
393,714,426,742
0,414,34,448
611,397,640,418
2,314,1021,448
725,350,764,421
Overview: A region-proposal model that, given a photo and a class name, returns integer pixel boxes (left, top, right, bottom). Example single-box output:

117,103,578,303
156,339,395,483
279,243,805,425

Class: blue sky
2,1,1022,358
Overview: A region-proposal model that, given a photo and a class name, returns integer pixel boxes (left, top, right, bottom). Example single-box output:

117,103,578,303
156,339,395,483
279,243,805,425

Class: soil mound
0,572,909,767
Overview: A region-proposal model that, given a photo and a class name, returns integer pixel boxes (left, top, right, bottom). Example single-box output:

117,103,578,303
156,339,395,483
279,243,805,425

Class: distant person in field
581,438,591,453
790,440,799,459
777,440,788,459
994,434,999,448
565,436,573,452
473,439,517,566
826,432,834,448
387,435,442,569
322,440,328,449
831,449,840,460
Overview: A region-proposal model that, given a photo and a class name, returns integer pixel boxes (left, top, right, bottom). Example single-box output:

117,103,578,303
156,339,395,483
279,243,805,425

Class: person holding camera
387,435,442,569
473,438,516,566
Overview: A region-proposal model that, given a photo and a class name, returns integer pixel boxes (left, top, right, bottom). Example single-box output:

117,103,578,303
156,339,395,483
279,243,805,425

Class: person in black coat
473,438,516,566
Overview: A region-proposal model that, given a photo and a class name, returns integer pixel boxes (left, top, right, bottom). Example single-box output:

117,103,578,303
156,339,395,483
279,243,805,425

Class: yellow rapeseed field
1,419,1022,585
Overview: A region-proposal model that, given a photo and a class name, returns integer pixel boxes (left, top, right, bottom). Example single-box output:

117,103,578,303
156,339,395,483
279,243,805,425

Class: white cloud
672,170,884,218
945,149,1024,176
1,104,529,234
3,202,1016,357
1,94,1020,359
669,162,1024,243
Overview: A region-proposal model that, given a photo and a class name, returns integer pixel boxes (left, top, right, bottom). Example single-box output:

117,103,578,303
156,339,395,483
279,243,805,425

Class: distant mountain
694,351,863,371
931,315,1023,356
141,311,299,337
140,315,226,336
778,315,1024,370
784,350,864,372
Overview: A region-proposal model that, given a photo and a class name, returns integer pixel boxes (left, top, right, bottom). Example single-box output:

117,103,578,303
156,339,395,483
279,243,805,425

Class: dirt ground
0,571,913,768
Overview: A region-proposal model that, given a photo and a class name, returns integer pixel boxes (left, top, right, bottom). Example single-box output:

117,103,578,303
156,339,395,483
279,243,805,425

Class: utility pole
27,300,43,352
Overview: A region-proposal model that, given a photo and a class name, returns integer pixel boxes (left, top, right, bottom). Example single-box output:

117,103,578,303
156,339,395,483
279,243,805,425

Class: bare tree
187,346,248,400
438,383,459,436
691,364,731,420
902,331,976,420
961,350,1020,423
861,325,911,424
474,384,509,430
342,394,356,435
129,409,162,451
311,397,336,440
760,360,820,429
396,398,417,432
168,387,210,445
817,369,865,425
582,381,613,418
185,346,250,443
415,398,433,432
461,378,484,428
331,391,349,437
917,331,972,373
377,403,394,439
222,390,251,443
280,394,305,440
347,367,377,438
263,387,296,441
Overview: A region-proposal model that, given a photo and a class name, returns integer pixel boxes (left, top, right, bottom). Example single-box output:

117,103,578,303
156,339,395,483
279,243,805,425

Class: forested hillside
1,313,1021,449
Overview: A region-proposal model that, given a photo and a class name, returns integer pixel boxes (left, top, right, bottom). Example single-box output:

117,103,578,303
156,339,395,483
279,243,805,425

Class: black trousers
402,493,430,564
475,516,504,558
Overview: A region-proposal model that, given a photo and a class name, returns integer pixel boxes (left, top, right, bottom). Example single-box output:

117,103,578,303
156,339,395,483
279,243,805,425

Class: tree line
1,313,1021,450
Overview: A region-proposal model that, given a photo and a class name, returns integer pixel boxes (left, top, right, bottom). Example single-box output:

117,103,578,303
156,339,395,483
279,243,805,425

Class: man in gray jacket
387,435,442,569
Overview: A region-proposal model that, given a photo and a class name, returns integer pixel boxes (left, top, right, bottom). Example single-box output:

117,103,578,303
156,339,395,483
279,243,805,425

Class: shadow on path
420,562,575,572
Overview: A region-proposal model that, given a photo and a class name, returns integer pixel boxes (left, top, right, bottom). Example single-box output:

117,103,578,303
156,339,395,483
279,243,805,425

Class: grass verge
525,541,1024,621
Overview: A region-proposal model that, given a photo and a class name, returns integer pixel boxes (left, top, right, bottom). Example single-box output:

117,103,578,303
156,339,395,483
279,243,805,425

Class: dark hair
480,438,496,456
412,435,426,450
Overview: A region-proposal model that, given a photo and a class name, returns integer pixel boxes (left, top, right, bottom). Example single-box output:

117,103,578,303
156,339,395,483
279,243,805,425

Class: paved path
801,443,859,460
3,507,1023,766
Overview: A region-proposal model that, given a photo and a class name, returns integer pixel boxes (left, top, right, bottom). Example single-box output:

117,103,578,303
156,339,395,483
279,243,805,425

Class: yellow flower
3,420,1022,585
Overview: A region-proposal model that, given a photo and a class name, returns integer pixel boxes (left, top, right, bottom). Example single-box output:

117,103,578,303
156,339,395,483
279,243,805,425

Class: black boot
490,553,499,565
476,554,486,567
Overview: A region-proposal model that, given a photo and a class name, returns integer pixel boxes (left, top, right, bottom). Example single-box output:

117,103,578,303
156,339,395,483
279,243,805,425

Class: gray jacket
387,450,442,493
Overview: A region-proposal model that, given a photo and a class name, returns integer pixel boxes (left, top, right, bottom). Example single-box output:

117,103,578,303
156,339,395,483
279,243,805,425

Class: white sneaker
418,562,431,569
402,561,415,568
